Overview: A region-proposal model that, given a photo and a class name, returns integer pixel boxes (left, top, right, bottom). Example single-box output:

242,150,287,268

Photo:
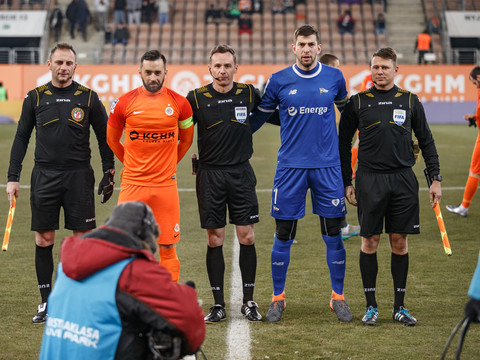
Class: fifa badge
393,109,406,126
235,106,247,123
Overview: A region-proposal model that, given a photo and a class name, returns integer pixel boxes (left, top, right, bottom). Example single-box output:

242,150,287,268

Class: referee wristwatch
432,174,442,182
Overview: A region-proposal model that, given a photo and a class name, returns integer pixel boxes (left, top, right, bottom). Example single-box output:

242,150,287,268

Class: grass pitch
0,123,479,359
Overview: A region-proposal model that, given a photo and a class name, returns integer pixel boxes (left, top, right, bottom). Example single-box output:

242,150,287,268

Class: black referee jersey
186,82,261,167
339,85,440,187
8,81,114,182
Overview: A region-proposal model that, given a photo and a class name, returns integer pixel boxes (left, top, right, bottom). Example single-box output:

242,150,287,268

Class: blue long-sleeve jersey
252,62,347,168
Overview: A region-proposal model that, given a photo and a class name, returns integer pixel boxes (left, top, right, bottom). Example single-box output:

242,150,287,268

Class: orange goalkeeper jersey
108,86,193,185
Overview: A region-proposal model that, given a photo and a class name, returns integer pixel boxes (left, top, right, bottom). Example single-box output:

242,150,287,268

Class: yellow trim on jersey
193,90,200,109
42,119,60,126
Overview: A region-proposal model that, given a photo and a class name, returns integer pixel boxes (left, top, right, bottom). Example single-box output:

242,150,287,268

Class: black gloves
98,169,115,203
468,117,477,127
464,298,480,323
185,281,196,289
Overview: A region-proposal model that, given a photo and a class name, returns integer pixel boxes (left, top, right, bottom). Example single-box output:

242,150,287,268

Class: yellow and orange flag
2,197,16,251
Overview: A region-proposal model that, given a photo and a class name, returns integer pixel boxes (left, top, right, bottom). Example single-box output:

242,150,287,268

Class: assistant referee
339,47,442,326
6,43,114,324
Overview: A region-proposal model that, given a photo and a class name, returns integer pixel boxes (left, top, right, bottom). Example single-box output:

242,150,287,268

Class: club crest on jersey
165,106,174,116
71,107,84,122
393,109,406,126
235,106,247,123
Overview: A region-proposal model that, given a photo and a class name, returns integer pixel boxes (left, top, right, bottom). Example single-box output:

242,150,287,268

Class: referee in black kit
338,47,442,327
186,44,263,323
6,43,115,324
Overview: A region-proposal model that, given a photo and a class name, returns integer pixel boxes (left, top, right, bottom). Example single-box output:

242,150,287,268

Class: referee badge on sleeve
393,109,406,126
235,106,247,123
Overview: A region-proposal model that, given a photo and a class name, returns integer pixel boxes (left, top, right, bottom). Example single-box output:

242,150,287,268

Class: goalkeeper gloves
468,117,477,128
98,169,115,203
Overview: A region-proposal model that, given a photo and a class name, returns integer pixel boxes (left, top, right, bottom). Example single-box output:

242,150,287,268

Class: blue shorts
271,167,346,220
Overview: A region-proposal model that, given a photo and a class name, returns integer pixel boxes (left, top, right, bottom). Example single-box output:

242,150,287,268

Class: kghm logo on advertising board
71,108,85,122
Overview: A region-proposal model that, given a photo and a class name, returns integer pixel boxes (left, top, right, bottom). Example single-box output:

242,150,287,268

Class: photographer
39,202,205,360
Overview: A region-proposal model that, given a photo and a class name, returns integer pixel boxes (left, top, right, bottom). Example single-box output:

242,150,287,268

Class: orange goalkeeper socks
272,291,285,302
331,290,344,301
159,246,180,283
461,175,479,208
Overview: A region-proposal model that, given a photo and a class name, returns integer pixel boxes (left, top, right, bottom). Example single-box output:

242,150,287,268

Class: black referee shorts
356,168,420,237
30,166,96,231
196,161,259,229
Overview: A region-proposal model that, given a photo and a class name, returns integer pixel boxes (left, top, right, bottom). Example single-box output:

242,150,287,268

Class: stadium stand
94,0,396,65
2,0,479,65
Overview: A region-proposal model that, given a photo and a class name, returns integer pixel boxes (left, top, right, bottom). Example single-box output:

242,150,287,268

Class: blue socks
271,235,294,296
323,234,346,295
271,233,346,296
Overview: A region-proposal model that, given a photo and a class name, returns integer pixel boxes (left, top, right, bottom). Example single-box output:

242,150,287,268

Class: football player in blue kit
251,24,352,322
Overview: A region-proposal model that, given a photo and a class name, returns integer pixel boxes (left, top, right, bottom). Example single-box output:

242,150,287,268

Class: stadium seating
96,0,394,65
87,0,470,67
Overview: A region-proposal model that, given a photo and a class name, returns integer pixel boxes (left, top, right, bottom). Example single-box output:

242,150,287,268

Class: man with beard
7,42,114,324
107,50,194,283
250,24,352,323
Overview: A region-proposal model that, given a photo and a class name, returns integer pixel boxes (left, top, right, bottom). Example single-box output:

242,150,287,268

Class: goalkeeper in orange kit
446,66,480,217
107,50,194,282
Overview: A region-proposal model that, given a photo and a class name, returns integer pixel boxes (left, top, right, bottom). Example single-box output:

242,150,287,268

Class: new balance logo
288,89,297,95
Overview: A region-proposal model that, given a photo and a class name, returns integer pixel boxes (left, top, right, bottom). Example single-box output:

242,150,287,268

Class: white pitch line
0,184,472,192
226,228,251,360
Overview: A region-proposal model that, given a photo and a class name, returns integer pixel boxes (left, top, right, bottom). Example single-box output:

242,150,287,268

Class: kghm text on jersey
129,130,175,142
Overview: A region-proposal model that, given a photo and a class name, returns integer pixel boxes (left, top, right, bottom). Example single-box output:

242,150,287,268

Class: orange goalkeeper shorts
118,183,180,245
